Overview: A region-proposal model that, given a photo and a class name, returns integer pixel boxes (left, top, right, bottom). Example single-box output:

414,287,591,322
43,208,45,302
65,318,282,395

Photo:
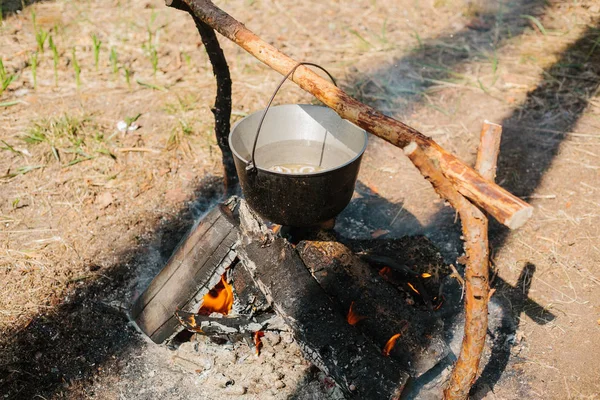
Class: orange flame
199,275,233,315
379,266,391,278
346,301,366,326
407,282,420,295
421,272,432,278
254,331,265,355
382,333,402,356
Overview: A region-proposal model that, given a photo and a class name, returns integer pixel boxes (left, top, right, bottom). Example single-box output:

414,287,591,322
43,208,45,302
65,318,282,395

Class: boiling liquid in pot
257,139,354,175
269,164,324,174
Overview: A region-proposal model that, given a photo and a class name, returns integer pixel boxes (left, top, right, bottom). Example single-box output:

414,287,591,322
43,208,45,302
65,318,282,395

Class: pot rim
228,104,368,178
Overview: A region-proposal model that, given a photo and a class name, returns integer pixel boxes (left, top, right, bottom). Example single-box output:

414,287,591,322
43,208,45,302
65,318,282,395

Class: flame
382,333,402,356
346,301,366,326
421,272,432,278
379,266,391,278
199,275,233,315
407,282,420,295
271,224,281,234
254,331,265,355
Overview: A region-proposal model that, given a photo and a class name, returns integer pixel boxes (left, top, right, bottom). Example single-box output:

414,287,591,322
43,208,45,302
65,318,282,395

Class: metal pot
229,104,367,227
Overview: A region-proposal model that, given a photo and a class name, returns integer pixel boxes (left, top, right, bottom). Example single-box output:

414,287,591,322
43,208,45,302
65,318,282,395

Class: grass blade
521,15,547,35
0,100,22,107
2,165,44,179
136,79,167,91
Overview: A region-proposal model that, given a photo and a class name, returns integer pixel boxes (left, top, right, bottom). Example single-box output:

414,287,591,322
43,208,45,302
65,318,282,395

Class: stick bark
189,13,238,193
166,0,532,229
443,121,502,399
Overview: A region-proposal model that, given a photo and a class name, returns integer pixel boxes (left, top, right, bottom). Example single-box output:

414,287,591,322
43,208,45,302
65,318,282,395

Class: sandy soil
1,0,599,398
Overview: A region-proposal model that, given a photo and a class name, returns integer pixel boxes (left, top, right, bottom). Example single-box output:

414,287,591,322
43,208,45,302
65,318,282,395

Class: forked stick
443,121,502,400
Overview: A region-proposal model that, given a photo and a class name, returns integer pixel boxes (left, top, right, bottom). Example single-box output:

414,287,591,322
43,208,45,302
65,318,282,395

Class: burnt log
130,200,239,343
236,201,409,399
296,236,449,378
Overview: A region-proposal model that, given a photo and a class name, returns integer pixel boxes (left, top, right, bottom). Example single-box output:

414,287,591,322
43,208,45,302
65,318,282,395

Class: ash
98,329,343,400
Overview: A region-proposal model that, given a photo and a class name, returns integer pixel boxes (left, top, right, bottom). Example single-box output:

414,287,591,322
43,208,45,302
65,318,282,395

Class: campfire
132,198,454,399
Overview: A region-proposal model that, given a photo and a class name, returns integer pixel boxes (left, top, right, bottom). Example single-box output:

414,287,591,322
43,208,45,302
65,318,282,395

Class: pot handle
247,62,338,173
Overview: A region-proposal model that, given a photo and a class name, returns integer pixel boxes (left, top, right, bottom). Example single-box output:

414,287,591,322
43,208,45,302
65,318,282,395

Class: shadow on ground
0,176,224,399
346,0,548,116
2,0,50,16
340,1,600,396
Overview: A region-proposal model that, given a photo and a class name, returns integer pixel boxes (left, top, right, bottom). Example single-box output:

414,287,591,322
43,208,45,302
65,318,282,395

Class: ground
0,0,599,399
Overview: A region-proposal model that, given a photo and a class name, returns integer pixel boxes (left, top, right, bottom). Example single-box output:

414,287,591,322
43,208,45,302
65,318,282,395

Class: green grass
21,114,112,166
72,47,81,88
91,34,102,70
164,94,200,114
109,47,118,76
149,46,158,76
32,10,49,53
30,52,38,89
0,100,22,107
49,35,59,86
136,79,167,91
167,118,195,151
124,66,132,88
0,58,18,95
1,140,21,155
348,28,372,50
521,15,547,36
1,165,45,179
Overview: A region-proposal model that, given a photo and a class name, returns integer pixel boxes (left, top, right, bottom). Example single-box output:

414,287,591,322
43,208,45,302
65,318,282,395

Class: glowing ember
407,282,420,295
382,333,402,356
199,275,233,315
254,331,265,355
346,301,366,326
379,266,391,278
421,272,432,278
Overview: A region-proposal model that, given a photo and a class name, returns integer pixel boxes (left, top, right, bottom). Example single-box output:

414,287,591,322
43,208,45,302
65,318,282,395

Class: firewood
130,201,239,344
443,122,502,400
296,237,450,378
236,201,409,399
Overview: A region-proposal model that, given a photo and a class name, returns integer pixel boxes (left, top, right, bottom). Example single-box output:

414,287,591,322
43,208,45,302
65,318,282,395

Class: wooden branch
443,121,502,399
190,15,238,194
236,201,408,399
402,141,490,399
167,0,533,230
474,121,502,182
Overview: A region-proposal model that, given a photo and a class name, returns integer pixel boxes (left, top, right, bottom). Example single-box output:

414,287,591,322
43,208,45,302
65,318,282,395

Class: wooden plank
130,202,239,343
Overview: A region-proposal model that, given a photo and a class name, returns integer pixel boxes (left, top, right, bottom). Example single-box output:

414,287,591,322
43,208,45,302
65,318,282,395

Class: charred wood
237,201,409,399
296,236,449,378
